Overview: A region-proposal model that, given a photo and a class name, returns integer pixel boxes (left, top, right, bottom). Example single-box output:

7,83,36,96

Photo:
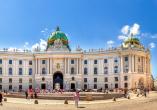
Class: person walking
34,91,37,99
73,91,80,108
144,88,147,97
0,92,3,106
25,90,28,99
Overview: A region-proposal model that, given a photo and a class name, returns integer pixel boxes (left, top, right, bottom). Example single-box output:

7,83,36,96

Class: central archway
53,72,63,89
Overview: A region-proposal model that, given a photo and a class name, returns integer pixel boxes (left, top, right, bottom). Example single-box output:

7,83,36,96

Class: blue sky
0,0,157,78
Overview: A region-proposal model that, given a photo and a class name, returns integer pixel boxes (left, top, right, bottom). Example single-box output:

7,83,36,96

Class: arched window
0,67,2,75
114,66,118,73
71,67,74,74
29,68,32,75
42,68,46,74
104,67,108,74
84,68,88,75
9,68,12,75
94,67,97,74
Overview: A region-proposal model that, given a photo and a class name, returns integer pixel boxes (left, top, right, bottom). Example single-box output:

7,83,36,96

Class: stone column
120,56,123,73
129,55,132,73
64,58,66,74
131,55,134,73
47,58,50,74
38,58,40,74
35,58,37,74
67,58,70,74
77,58,79,74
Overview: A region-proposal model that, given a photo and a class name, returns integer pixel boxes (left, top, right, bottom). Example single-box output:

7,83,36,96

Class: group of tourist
25,89,37,99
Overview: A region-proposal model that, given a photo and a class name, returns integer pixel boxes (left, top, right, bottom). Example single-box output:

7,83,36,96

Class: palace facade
0,27,153,91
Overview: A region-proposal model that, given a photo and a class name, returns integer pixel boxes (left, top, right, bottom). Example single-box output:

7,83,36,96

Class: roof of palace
122,35,144,49
47,26,70,50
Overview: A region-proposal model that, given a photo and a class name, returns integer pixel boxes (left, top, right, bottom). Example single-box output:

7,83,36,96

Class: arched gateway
53,71,63,89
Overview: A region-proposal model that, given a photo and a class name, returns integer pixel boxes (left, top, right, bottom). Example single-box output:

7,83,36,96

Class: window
115,83,118,88
9,60,12,64
72,77,75,81
94,67,98,74
0,85,2,90
0,59,2,64
19,68,23,75
29,60,32,65
84,78,87,83
19,60,22,65
125,57,128,62
124,83,128,88
42,68,46,74
104,84,108,89
104,59,108,63
104,67,108,74
9,85,12,90
19,78,22,83
0,67,2,75
29,85,32,89
94,60,97,64
0,78,2,83
42,60,46,64
84,84,87,89
19,85,22,90
29,68,32,75
114,66,118,73
71,67,75,74
94,84,97,89
114,58,118,63
115,77,119,81
9,78,12,83
94,78,97,83
84,68,88,75
71,59,74,64
84,60,87,64
124,76,128,81
104,77,108,82
9,68,12,75
138,57,140,62
29,78,32,83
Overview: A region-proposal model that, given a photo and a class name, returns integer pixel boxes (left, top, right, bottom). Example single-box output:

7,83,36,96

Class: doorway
71,83,75,91
41,83,46,90
53,72,63,89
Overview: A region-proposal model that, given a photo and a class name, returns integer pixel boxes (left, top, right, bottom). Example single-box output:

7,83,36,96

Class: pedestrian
73,91,80,108
144,88,147,97
0,92,3,106
34,91,37,99
137,88,140,97
25,90,28,99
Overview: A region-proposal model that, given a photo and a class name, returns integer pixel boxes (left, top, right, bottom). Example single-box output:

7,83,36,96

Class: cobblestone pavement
0,92,157,110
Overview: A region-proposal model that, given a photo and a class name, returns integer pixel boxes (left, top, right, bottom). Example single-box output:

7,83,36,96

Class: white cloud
41,28,48,33
107,40,114,48
31,39,47,51
118,35,127,40
107,40,114,45
118,23,140,41
149,42,156,48
130,23,140,35
121,25,130,35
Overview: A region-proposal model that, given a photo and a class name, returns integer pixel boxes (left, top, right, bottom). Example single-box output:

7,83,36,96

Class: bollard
64,99,68,104
112,97,116,101
127,96,130,99
34,100,38,104
4,98,7,102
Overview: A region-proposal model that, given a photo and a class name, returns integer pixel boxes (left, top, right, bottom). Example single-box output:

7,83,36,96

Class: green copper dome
47,27,70,49
122,36,144,49
124,37,140,45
